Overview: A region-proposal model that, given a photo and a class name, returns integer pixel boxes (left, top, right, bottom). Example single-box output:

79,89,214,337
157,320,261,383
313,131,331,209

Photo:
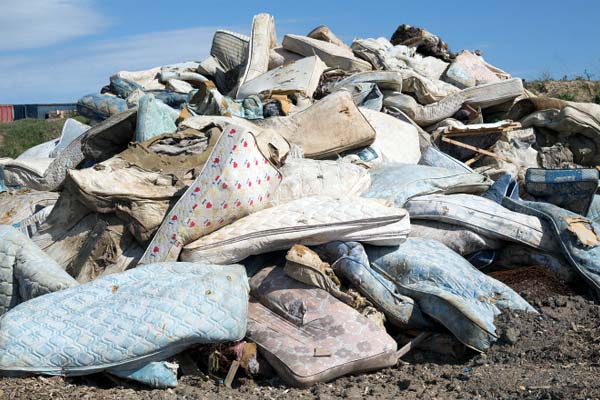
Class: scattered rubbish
444,50,505,89
345,107,421,164
390,24,455,62
180,195,410,264
270,158,371,206
16,118,89,160
0,263,248,387
316,241,430,329
2,12,600,393
237,55,326,99
138,123,281,264
284,244,353,304
409,220,504,256
0,225,77,315
365,164,491,206
1,109,136,191
405,193,557,251
282,34,372,72
502,198,600,298
255,91,376,158
524,168,599,215
247,266,397,387
77,93,128,122
319,239,535,352
135,93,177,142
0,189,59,226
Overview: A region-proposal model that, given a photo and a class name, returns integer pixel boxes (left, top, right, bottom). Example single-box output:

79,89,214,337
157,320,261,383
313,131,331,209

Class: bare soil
1,265,599,399
525,79,600,103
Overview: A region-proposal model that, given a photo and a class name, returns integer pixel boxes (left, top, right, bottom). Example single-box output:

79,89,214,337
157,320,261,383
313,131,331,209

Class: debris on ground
2,13,600,398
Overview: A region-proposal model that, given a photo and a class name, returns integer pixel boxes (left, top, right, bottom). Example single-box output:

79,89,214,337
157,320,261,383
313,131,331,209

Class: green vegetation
0,119,63,159
538,71,554,81
538,69,596,82
71,113,90,125
594,90,600,105
556,93,577,101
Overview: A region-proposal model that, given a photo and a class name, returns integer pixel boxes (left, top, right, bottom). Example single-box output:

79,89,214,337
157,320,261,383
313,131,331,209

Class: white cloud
0,26,218,103
87,27,217,69
0,0,108,51
0,16,321,103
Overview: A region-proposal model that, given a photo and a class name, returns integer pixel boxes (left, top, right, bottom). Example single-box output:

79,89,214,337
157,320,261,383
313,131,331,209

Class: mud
1,266,599,400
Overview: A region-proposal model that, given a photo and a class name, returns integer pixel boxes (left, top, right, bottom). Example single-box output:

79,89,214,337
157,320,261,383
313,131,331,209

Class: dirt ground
525,79,600,103
1,265,599,400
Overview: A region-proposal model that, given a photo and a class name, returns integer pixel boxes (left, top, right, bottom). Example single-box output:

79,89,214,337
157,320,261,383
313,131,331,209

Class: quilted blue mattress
0,262,248,375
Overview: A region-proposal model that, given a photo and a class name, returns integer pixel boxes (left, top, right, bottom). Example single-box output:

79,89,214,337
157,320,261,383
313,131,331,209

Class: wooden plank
465,144,497,166
464,153,485,166
396,332,431,360
441,122,521,137
443,130,506,138
224,360,240,389
441,136,514,163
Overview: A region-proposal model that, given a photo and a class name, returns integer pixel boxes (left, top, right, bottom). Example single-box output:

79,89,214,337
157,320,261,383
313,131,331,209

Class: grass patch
556,93,577,102
71,113,90,125
594,90,600,105
0,119,64,158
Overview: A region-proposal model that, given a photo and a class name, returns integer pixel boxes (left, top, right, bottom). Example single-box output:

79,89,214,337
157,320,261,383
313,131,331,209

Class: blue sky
1,0,599,104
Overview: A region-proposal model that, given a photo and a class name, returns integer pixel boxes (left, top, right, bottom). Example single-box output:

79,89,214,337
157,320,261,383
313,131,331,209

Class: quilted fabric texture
0,190,59,225
12,205,54,238
0,262,248,375
271,159,371,206
445,50,502,89
385,78,523,126
254,91,376,159
419,145,474,173
2,109,136,191
16,140,58,160
237,56,325,99
109,361,178,388
77,93,128,121
282,34,372,72
409,220,503,256
247,267,397,387
109,77,143,99
520,104,600,165
347,108,421,165
405,194,557,252
236,13,277,97
50,119,91,158
0,225,77,315
324,239,535,352
139,124,281,264
524,168,599,216
365,164,491,207
135,93,177,142
14,118,88,160
315,241,430,330
503,198,600,298
181,195,410,265
211,30,249,71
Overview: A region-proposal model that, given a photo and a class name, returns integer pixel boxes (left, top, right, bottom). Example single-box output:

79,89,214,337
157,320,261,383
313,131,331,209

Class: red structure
0,105,14,122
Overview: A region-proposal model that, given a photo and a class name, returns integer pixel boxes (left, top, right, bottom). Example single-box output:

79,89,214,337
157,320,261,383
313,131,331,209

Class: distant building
0,103,77,122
